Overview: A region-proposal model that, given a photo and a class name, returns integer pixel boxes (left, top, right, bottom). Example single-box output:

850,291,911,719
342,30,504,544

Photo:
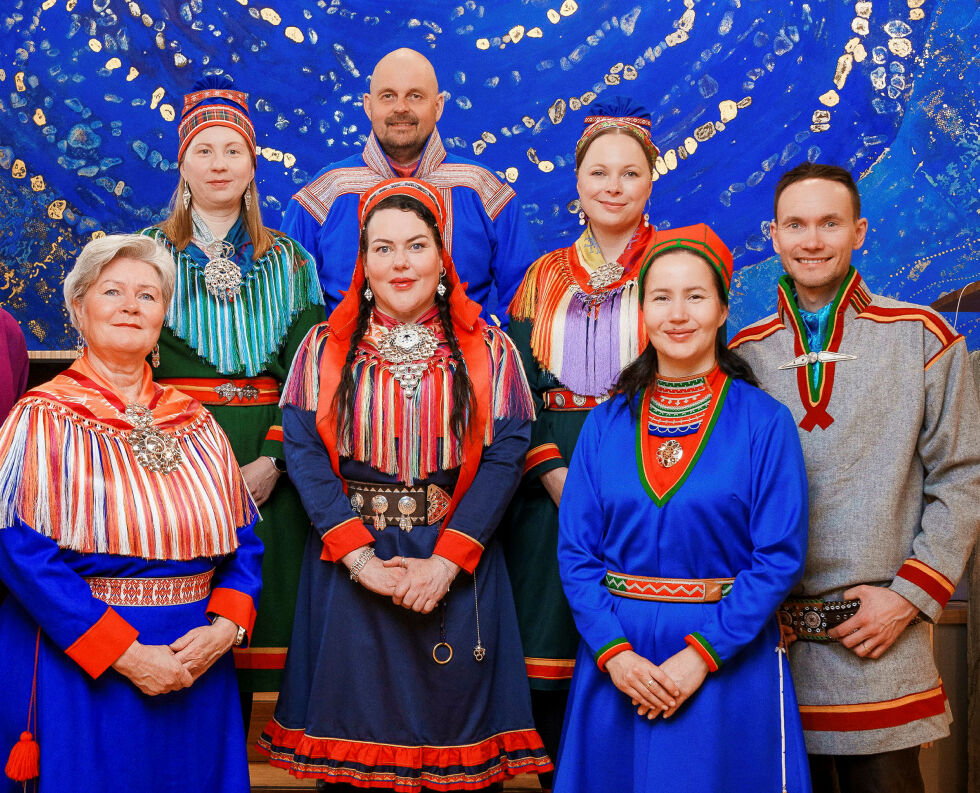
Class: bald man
284,48,537,324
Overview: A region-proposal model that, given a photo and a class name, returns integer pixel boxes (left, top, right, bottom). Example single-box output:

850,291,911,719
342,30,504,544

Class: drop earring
578,210,586,226
182,184,191,210
364,283,373,301
243,186,252,211
436,277,447,297
151,344,160,368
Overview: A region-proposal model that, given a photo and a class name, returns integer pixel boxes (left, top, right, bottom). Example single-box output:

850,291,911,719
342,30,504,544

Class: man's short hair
773,163,861,220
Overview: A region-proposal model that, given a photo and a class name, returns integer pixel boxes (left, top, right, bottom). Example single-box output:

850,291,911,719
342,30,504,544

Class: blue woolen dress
554,374,812,793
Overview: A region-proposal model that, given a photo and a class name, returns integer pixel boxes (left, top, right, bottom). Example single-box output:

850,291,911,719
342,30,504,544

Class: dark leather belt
347,480,451,531
542,388,609,411
779,598,861,641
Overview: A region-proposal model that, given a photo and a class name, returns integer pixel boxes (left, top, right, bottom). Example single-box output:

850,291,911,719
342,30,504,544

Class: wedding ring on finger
644,679,655,689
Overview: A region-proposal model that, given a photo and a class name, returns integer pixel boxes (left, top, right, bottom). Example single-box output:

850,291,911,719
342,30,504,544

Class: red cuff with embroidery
65,607,139,679
433,529,484,573
207,587,258,640
523,442,564,477
320,517,375,562
894,559,955,610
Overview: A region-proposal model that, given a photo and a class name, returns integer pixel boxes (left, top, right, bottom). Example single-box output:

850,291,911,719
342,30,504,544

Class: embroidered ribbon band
86,569,214,607
604,571,734,602
347,480,451,530
158,376,280,406
542,389,609,411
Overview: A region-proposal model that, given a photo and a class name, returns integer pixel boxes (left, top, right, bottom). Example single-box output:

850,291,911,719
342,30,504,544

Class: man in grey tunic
730,162,980,792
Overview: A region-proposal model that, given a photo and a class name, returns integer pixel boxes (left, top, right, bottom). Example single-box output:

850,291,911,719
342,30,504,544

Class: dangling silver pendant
656,439,683,468
378,323,439,396
124,404,182,474
473,643,486,662
203,257,243,300
397,496,416,532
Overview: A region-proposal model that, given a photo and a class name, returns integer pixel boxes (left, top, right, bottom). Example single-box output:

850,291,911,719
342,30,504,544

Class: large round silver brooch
124,404,182,474
656,439,683,469
203,257,243,301
378,323,439,395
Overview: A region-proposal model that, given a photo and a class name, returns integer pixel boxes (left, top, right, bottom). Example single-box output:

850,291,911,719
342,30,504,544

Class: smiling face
74,256,166,366
770,177,868,311
576,131,653,239
363,49,444,166
363,206,442,323
642,250,729,378
179,126,255,215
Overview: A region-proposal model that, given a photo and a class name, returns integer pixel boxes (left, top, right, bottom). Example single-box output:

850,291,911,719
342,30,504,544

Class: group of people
0,45,976,793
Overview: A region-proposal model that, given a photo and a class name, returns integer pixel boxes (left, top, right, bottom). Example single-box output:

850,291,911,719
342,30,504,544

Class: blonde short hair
63,234,176,331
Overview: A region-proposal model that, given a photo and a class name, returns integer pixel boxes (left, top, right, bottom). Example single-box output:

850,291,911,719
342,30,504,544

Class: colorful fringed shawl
142,221,323,376
281,307,533,486
0,354,254,560
509,221,655,396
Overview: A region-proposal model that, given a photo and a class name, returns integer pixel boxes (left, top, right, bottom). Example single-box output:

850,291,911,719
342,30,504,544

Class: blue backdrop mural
1,0,977,352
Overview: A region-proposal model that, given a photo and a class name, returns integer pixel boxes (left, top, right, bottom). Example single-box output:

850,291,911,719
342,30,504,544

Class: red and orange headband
178,79,256,162
638,224,734,295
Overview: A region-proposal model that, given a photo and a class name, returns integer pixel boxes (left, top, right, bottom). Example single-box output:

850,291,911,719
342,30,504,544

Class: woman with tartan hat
258,177,551,790
141,75,325,709
553,226,812,792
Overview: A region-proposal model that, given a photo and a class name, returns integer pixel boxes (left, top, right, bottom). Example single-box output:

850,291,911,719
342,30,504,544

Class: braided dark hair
333,194,475,449
613,247,758,415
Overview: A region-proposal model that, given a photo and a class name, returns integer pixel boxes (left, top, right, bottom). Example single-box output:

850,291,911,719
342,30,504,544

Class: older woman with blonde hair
0,233,262,793
142,74,324,703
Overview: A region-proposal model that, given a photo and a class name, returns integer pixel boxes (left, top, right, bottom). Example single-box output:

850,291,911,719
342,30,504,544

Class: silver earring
643,212,650,226
243,186,252,211
182,184,191,210
578,210,586,226
75,332,85,357
364,284,373,301
151,344,160,368
436,278,447,298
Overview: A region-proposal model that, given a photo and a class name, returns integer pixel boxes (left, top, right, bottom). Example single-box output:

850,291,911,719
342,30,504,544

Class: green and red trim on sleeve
319,517,374,562
894,558,955,611
594,637,633,672
207,586,258,641
433,528,484,573
684,632,721,672
523,442,565,478
64,607,139,679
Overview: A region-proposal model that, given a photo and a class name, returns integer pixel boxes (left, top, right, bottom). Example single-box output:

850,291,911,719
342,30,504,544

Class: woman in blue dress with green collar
555,225,812,792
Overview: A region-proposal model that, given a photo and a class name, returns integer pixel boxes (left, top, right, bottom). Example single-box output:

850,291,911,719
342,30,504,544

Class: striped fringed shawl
142,226,323,376
509,224,652,397
281,320,534,485
0,390,254,560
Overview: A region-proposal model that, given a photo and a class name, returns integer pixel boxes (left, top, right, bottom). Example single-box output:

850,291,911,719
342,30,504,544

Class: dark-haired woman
258,178,551,790
554,226,812,792
141,75,324,700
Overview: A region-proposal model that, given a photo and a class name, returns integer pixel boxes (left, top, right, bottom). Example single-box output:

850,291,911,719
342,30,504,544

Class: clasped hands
605,645,710,721
111,615,240,696
345,547,459,615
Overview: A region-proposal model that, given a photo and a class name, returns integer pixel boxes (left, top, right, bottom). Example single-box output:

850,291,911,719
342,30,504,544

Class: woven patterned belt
157,376,280,406
605,571,734,602
347,480,452,531
542,388,609,411
86,569,214,606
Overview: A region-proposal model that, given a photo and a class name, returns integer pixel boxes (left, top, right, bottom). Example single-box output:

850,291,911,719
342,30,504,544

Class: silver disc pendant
378,323,439,395
587,261,625,290
203,257,243,300
656,439,683,468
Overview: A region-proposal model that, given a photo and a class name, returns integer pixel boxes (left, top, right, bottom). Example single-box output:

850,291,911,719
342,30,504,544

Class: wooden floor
245,694,543,792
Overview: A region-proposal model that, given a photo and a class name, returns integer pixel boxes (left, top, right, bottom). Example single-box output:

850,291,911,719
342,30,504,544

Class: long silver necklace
191,209,242,301
376,322,439,396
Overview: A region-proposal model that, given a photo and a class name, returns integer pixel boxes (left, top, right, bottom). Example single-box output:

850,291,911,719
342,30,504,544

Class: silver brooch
124,404,182,474
377,323,439,395
587,261,625,290
656,439,683,469
203,253,243,301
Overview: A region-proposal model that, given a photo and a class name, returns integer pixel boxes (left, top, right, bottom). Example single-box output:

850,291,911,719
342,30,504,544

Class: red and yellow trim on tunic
594,637,633,672
258,720,552,790
433,529,484,574
234,646,288,670
65,608,139,679
799,682,947,732
265,425,284,443
776,268,872,432
207,586,258,638
684,632,721,672
895,559,955,610
636,368,731,507
728,314,785,349
523,443,563,475
319,517,375,562
855,305,963,371
525,657,575,681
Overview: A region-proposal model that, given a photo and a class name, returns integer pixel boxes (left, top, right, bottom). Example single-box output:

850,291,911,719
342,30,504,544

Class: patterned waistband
158,376,280,406
605,571,734,602
86,569,214,606
542,388,609,411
